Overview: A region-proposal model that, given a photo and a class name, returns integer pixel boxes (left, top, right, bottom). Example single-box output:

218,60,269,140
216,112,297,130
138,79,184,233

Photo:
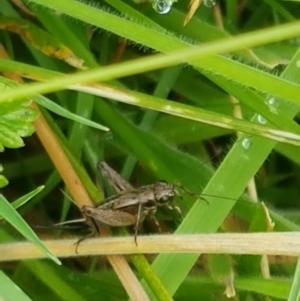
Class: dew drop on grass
152,0,173,14
203,0,216,7
266,97,278,114
257,114,267,124
242,138,252,149
268,97,277,106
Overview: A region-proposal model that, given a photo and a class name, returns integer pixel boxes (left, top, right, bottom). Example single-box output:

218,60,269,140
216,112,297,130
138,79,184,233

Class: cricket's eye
159,194,173,203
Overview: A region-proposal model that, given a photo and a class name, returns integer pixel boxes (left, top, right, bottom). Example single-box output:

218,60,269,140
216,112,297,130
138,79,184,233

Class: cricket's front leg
133,203,147,245
74,229,96,254
167,204,182,219
145,208,161,233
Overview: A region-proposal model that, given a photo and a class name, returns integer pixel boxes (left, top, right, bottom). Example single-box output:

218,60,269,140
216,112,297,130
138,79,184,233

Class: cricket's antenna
60,189,78,207
175,184,209,204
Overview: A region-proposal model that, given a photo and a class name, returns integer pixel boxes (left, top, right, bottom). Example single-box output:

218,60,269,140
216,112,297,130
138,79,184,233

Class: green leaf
0,271,33,301
0,94,38,149
0,189,61,265
0,174,9,188
0,76,109,132
0,124,25,148
11,186,46,211
0,16,85,69
288,257,300,301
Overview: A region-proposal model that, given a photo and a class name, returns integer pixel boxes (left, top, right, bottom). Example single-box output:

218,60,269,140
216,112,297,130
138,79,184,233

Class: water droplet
242,138,251,149
268,97,277,106
152,0,173,14
266,97,278,114
203,0,216,8
257,114,267,124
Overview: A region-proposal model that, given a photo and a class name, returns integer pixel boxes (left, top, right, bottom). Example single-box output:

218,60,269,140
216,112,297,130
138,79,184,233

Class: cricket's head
154,181,177,206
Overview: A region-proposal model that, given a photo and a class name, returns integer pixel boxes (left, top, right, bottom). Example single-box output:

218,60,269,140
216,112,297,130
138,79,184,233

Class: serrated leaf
2,107,38,122
0,175,9,188
0,99,31,115
0,76,109,132
0,79,38,154
0,124,25,148
0,119,35,137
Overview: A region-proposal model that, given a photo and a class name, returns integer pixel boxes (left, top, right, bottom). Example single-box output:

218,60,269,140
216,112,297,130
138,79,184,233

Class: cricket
57,161,192,252
79,162,184,248
56,161,260,253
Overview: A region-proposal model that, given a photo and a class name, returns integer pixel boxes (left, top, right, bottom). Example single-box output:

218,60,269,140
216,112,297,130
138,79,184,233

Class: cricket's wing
98,161,134,193
99,190,145,210
82,206,136,227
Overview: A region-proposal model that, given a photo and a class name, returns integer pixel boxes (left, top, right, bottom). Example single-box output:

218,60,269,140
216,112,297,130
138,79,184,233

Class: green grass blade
0,76,109,132
0,271,33,301
0,191,61,265
145,47,300,299
1,60,300,146
287,257,300,301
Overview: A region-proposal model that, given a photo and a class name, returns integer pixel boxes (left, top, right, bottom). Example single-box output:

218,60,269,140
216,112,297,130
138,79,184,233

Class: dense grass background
2,0,300,300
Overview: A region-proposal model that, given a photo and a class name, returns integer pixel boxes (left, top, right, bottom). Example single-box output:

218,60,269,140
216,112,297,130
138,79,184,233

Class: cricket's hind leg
74,217,99,253
74,231,96,254
133,203,144,246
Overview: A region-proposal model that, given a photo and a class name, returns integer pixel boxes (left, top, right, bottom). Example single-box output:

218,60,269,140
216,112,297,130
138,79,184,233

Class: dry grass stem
1,233,299,261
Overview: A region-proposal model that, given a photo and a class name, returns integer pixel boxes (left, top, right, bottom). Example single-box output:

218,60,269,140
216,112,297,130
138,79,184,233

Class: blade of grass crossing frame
287,257,300,301
0,190,61,265
144,49,300,298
